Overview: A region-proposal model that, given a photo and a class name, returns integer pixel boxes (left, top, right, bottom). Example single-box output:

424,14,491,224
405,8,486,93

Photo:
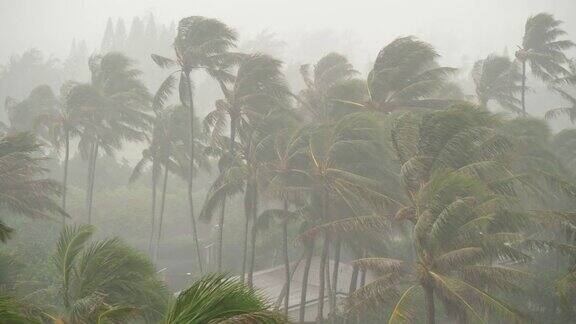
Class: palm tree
342,37,456,113
515,13,574,114
345,171,531,324
34,82,84,220
4,85,58,133
67,52,151,224
52,225,169,323
202,53,291,272
298,52,364,122
163,274,286,323
151,16,238,273
0,133,65,242
472,54,522,113
319,105,534,323
545,60,576,123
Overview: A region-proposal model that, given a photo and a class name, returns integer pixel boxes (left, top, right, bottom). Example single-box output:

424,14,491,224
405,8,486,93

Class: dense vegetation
1,11,576,324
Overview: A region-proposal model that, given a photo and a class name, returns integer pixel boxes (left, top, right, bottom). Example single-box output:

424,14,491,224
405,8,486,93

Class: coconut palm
344,171,531,324
52,225,169,323
298,52,365,122
202,53,291,272
545,60,576,123
472,54,522,113
163,274,286,324
4,85,58,133
67,52,151,224
515,13,574,114
316,106,536,323
151,16,238,273
33,82,85,218
0,132,65,242
342,37,457,114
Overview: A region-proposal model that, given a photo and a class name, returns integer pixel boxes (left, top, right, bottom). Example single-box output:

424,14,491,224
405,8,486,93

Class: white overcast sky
1,0,575,66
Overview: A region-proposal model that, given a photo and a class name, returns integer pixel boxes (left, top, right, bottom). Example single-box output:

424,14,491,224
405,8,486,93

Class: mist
0,1,576,323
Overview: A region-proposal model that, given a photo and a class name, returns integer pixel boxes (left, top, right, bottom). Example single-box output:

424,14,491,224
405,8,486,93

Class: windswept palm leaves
202,53,291,272
67,52,151,224
152,16,238,273
344,37,457,114
472,55,522,113
164,274,285,324
516,13,574,114
52,225,169,323
0,132,64,242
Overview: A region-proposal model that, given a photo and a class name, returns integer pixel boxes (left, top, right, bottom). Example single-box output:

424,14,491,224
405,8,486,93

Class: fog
1,1,576,323
2,0,576,65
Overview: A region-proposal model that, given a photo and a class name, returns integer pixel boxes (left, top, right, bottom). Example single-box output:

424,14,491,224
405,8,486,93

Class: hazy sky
1,0,575,66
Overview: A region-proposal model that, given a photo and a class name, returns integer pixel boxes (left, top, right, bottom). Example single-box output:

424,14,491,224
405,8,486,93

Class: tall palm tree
0,132,65,242
163,274,286,323
515,13,574,114
342,37,456,113
319,105,533,323
52,225,169,323
67,52,151,224
34,82,84,220
298,52,364,122
472,54,522,113
151,16,238,273
202,53,291,272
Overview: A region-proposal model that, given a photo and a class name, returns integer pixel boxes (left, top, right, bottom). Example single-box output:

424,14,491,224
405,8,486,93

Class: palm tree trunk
275,251,304,309
360,268,367,287
247,182,259,287
281,199,290,318
185,71,203,273
330,239,341,315
299,239,314,324
425,284,436,324
316,188,330,323
316,231,330,323
521,60,527,116
148,159,158,256
241,206,249,282
216,199,226,271
61,129,70,225
216,117,236,272
87,143,98,225
348,262,359,295
155,165,169,263
85,142,94,222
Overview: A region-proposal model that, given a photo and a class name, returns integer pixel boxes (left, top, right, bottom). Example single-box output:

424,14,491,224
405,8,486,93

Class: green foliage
164,274,285,324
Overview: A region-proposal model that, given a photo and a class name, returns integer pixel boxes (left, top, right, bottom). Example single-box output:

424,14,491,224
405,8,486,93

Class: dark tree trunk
281,199,290,318
154,165,169,263
425,284,436,324
275,251,304,309
148,158,158,256
61,129,70,225
247,182,259,287
241,206,249,282
84,142,94,223
185,71,203,273
87,143,98,225
299,239,314,324
217,113,236,272
521,60,527,116
316,231,330,323
216,199,226,271
330,239,341,316
349,262,359,295
360,268,367,288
